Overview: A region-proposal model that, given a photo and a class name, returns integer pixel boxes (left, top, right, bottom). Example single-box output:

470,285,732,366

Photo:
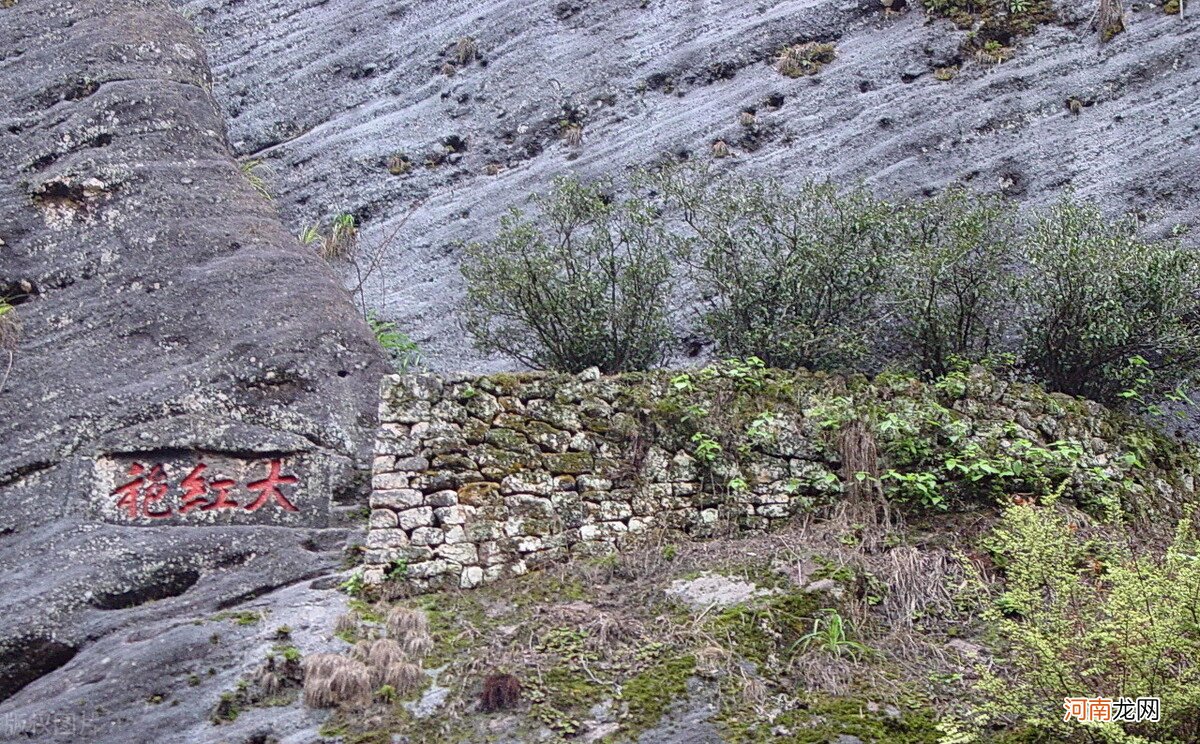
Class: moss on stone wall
365,363,1197,594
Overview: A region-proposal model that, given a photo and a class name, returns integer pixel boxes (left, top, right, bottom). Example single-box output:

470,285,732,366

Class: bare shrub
479,673,522,712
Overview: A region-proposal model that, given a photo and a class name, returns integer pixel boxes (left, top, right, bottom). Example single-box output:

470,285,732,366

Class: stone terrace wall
363,369,841,592
364,366,1198,594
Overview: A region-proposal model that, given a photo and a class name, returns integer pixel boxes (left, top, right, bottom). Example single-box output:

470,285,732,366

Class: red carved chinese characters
244,459,299,512
178,464,241,514
110,458,301,519
111,463,173,519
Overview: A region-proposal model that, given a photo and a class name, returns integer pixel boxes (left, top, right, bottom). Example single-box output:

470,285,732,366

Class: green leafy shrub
460,177,673,373
972,505,1200,742
1017,198,1200,404
367,311,421,372
890,188,1018,377
657,169,892,370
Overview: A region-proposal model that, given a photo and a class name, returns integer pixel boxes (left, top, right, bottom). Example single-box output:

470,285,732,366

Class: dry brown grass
711,140,730,158
253,661,283,697
352,638,407,668
302,653,371,708
334,613,359,636
775,42,836,77
374,660,423,693
399,631,434,659
1098,0,1125,40
454,36,478,65
561,123,583,147
386,606,428,639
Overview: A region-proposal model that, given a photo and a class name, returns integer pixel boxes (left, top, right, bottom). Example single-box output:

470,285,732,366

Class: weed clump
302,654,371,708
775,42,836,77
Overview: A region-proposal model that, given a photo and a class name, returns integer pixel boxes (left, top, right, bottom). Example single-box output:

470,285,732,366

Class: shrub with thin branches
460,177,674,373
1016,198,1200,404
655,167,892,370
889,188,1019,376
970,505,1200,741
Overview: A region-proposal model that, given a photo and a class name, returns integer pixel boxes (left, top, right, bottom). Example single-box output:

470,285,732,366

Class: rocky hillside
180,0,1199,370
0,0,1198,742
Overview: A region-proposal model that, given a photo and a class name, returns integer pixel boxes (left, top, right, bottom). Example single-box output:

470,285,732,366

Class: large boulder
0,0,385,739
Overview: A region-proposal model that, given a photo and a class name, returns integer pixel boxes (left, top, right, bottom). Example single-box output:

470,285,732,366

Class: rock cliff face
0,0,1197,741
178,0,1199,370
0,0,384,740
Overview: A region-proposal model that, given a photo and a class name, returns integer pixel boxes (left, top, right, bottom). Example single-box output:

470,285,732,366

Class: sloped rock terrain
0,0,1198,742
180,0,1200,370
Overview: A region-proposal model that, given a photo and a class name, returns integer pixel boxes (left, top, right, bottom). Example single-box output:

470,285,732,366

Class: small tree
460,177,673,373
658,169,892,370
890,188,1018,376
1017,198,1200,403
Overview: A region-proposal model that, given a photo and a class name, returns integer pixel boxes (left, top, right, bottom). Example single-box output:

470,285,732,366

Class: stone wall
363,368,842,592
364,366,1197,593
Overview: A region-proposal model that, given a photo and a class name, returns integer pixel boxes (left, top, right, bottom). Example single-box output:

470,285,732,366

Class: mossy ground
329,366,1198,741
321,511,1002,742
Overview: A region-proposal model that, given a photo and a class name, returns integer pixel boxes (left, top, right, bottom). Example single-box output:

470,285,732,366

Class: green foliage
0,298,18,351
367,311,421,372
385,558,409,581
971,505,1200,742
1017,198,1200,404
460,176,674,373
376,684,397,703
775,42,836,77
881,469,944,510
794,609,873,661
690,432,723,464
1119,354,1198,419
619,655,697,732
302,212,358,260
340,570,366,597
239,158,271,200
655,168,892,370
890,188,1018,377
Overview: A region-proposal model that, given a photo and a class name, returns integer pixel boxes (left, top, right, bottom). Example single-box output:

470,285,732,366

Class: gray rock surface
665,572,777,609
178,0,1199,371
0,0,383,741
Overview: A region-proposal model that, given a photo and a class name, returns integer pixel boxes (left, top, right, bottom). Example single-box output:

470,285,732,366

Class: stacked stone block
363,370,825,592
